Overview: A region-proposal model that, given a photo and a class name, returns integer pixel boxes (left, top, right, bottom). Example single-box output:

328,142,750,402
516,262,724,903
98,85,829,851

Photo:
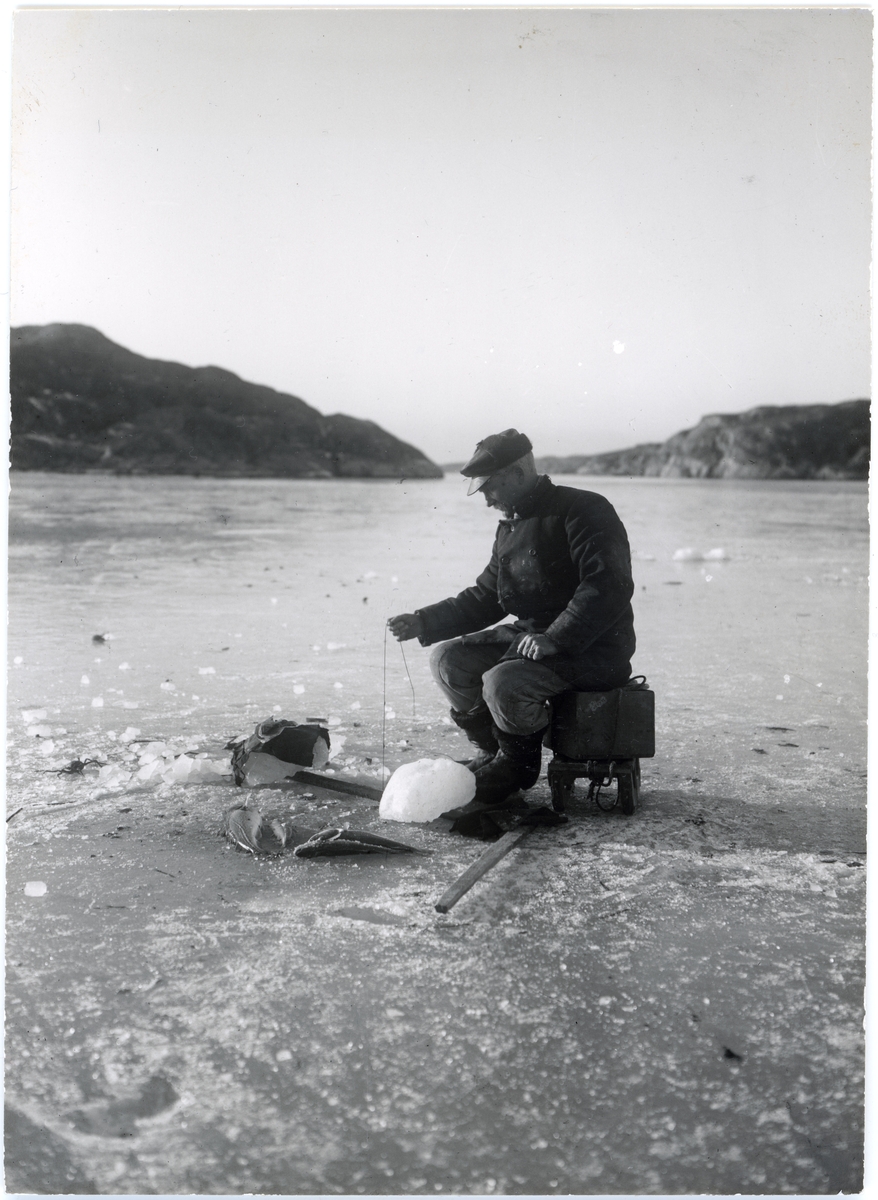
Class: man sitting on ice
388,428,636,820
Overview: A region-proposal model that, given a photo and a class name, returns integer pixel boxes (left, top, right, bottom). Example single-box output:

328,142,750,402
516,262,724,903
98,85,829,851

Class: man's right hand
387,613,424,641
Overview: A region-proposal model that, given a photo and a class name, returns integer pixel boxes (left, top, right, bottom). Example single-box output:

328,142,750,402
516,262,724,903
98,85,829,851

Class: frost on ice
379,758,475,823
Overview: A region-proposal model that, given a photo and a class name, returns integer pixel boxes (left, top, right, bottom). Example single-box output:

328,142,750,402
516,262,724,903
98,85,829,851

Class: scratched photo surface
6,8,870,1196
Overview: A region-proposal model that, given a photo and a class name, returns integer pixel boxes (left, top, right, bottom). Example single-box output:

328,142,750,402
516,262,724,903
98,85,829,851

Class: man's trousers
428,632,630,736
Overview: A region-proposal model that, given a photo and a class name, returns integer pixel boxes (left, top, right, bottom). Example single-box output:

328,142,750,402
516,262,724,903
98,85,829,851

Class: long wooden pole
435,827,531,913
291,770,384,803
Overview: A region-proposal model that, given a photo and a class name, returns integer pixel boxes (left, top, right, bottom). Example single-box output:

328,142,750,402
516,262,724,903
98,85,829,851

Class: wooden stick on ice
291,770,385,803
435,827,531,913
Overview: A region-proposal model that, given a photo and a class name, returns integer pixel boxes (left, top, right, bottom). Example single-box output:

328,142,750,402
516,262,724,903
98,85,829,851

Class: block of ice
672,547,701,562
99,764,132,787
170,754,194,781
379,758,475,823
242,751,299,786
136,759,165,782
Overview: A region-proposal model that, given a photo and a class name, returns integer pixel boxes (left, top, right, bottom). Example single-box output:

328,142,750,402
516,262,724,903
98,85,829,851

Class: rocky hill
535,400,870,480
10,324,442,479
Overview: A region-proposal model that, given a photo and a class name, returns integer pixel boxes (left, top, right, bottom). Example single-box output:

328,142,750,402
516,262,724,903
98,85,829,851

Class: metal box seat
546,678,655,815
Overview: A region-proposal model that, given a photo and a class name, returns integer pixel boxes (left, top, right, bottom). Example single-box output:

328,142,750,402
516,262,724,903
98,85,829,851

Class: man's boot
441,726,546,819
451,706,499,772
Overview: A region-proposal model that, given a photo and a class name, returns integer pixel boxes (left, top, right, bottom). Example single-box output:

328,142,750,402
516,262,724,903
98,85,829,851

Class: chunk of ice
136,759,165,782
22,709,48,723
99,764,133,787
91,697,104,708
379,758,475,823
242,751,298,786
24,882,47,897
672,548,701,562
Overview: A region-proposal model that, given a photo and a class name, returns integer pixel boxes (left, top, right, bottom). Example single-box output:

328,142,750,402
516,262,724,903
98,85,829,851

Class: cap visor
466,475,491,496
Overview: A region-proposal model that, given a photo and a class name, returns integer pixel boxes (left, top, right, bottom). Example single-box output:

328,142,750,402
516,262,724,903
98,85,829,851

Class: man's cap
460,429,533,495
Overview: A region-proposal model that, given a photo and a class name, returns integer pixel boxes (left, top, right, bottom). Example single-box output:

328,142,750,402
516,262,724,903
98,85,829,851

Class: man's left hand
517,634,558,661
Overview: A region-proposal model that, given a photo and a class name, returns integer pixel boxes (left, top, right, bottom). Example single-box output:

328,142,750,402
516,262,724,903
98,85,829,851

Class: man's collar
512,474,551,518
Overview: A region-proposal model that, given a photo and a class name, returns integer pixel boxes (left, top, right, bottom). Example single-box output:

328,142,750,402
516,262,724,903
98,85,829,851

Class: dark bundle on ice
229,718,331,785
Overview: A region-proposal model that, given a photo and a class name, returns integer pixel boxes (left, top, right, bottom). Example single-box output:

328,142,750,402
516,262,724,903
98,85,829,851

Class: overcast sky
11,7,871,464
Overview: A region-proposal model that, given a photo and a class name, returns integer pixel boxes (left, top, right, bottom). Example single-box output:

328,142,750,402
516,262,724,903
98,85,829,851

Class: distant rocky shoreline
528,401,870,481
10,324,443,480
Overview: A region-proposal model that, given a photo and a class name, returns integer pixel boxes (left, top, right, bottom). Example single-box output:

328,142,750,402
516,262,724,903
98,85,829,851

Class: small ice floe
26,724,52,738
169,755,227,783
13,656,23,665
39,740,56,756
333,682,343,690
121,727,141,742
385,707,397,720
98,763,133,788
379,758,475,823
673,547,729,562
138,741,168,763
24,882,47,897
326,642,347,651
118,662,131,671
328,716,342,727
198,667,215,675
327,735,346,760
160,681,176,692
122,701,139,709
91,697,104,708
293,685,305,695
350,701,361,710
81,675,90,686
22,709,48,724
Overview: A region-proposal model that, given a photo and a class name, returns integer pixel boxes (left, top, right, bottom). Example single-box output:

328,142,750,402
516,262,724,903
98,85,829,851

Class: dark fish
293,827,426,858
219,804,424,858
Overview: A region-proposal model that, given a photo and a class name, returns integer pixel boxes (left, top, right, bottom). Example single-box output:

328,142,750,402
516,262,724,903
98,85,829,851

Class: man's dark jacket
416,476,636,689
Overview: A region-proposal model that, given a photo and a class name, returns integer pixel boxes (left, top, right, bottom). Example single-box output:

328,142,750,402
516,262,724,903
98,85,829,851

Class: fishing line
382,622,388,780
399,640,416,719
